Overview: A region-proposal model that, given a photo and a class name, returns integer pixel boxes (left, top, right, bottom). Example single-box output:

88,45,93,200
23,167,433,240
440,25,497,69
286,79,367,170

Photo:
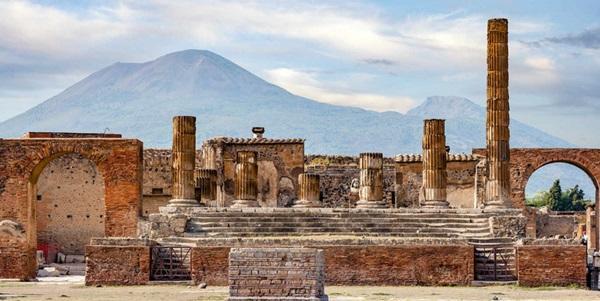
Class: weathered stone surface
232,151,259,208
196,169,218,206
517,245,586,287
420,119,449,208
85,245,150,285
485,18,511,208
356,153,387,209
227,248,327,301
490,215,527,238
169,116,199,207
201,136,304,208
293,174,321,208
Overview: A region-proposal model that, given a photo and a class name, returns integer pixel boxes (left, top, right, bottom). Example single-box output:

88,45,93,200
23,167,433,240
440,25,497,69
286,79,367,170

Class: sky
2,0,600,146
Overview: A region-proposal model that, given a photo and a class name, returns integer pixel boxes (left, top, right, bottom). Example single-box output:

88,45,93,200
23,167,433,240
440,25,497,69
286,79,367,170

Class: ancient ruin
0,18,596,289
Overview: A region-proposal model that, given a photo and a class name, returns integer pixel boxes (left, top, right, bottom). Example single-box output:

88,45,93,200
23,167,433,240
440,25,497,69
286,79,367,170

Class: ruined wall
395,159,478,208
517,244,586,286
189,244,474,286
0,137,143,280
85,245,151,285
536,211,585,239
305,156,396,208
36,153,105,257
201,138,305,208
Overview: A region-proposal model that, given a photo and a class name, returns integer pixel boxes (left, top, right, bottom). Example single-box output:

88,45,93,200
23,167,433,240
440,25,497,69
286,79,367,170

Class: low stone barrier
228,248,327,301
517,244,586,286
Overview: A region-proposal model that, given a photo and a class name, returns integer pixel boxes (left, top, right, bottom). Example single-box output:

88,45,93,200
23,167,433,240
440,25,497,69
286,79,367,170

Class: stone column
420,119,449,208
168,116,200,207
485,18,511,208
293,173,321,208
231,151,259,208
356,152,387,209
196,169,217,206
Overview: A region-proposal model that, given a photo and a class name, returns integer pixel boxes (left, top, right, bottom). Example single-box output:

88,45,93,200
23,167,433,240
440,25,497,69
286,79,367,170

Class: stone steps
184,231,493,238
190,222,490,229
190,217,490,224
472,238,517,282
187,225,491,234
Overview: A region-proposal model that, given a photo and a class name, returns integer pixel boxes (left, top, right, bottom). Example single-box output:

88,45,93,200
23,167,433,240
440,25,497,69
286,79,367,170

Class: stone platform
144,207,526,241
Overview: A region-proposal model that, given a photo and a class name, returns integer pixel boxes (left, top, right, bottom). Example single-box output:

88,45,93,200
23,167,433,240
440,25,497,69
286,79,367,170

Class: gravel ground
1,280,600,301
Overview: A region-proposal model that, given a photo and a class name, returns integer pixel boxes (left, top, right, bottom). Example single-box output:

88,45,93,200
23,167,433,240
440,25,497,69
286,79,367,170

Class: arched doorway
524,162,597,239
34,153,105,264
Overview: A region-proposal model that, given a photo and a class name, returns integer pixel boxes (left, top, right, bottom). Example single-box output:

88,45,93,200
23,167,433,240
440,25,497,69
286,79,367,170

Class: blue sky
2,0,600,146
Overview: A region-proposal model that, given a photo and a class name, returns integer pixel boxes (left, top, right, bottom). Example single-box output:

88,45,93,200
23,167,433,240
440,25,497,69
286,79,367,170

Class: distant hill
0,49,589,197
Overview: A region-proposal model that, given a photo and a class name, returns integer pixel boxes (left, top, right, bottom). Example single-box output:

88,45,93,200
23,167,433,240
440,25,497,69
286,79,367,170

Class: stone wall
85,245,151,285
228,248,326,300
189,244,474,286
36,153,105,258
306,161,396,208
516,244,586,286
536,211,585,239
201,138,305,208
395,159,479,208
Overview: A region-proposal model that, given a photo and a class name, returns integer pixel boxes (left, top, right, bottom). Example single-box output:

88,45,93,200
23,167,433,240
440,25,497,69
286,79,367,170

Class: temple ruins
0,18,597,289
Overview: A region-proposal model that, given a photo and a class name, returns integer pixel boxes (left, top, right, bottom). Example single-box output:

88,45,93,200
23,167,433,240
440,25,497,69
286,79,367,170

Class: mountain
0,49,589,196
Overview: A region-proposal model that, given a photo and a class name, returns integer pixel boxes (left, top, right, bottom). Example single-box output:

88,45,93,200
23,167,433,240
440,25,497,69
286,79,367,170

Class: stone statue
0,220,25,239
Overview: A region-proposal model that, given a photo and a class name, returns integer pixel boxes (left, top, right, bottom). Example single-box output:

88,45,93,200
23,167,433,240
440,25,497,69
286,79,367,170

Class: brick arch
0,137,143,279
510,148,600,209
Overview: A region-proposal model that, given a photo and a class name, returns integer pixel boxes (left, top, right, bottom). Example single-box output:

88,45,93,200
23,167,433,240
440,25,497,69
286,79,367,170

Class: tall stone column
168,116,200,207
356,152,387,209
420,119,449,208
485,18,511,208
196,169,217,206
293,173,321,208
231,151,259,208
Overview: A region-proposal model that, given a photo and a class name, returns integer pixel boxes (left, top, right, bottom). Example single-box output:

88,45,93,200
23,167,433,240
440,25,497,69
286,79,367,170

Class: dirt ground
2,278,600,301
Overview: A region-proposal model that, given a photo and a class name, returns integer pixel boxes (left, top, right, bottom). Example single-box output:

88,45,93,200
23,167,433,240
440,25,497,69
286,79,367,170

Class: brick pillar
420,119,449,208
356,152,387,209
231,151,259,208
168,116,200,207
485,18,511,208
196,168,217,206
293,173,321,208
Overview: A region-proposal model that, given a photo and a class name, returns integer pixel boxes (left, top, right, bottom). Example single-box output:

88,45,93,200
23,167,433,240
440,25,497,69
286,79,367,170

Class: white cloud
264,68,415,113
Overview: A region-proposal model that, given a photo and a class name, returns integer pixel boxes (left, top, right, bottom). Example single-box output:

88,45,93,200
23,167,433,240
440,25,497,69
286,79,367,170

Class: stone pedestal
168,116,200,207
196,169,217,206
231,151,259,208
420,119,449,208
485,18,511,208
356,152,387,209
293,173,321,208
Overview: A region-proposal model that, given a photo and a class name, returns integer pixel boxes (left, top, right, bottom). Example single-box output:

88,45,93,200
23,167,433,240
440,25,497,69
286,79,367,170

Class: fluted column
168,116,200,207
293,173,321,208
356,152,387,209
485,18,511,208
196,169,217,206
231,151,259,208
420,119,449,208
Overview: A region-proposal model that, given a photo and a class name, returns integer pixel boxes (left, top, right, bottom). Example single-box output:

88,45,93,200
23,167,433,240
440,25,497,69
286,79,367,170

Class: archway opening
34,153,105,264
525,162,596,239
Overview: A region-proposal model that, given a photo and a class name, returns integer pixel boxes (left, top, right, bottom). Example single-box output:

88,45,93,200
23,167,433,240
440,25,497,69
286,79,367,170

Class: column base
231,199,260,208
167,198,202,207
292,200,321,208
420,200,450,208
355,200,388,209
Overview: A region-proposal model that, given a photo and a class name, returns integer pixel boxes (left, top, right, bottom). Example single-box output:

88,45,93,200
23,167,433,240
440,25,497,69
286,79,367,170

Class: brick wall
228,248,326,300
191,247,230,285
0,243,36,280
190,244,473,286
517,245,586,286
85,245,150,285
323,245,474,285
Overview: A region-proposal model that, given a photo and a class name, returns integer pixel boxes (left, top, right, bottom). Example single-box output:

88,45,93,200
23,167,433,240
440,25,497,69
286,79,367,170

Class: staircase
469,237,517,282
183,209,494,239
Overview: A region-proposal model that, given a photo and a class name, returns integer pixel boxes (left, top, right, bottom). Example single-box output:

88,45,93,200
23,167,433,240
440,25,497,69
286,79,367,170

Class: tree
547,179,565,211
526,180,592,211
